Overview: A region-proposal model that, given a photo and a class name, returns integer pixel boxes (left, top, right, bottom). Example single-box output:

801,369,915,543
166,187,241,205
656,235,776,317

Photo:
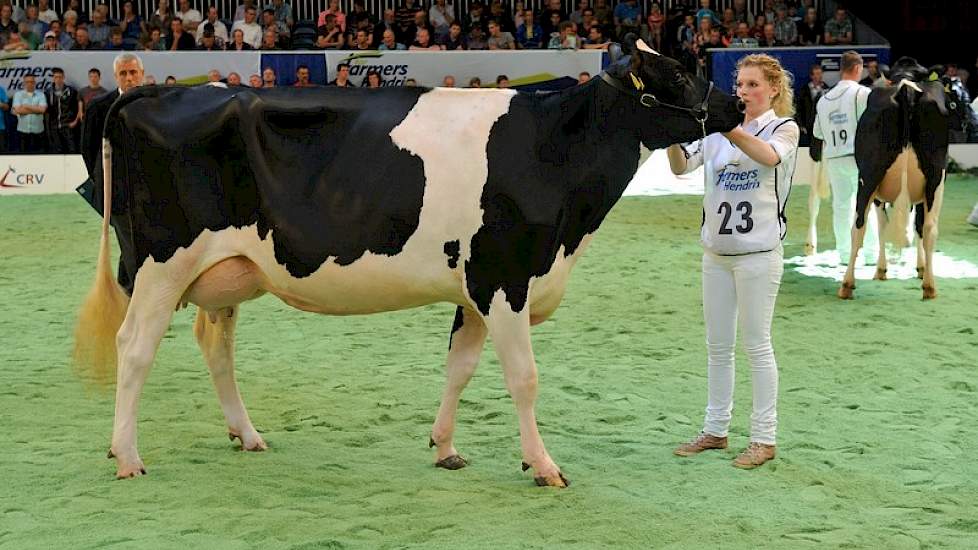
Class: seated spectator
568,0,587,26
248,74,261,87
149,0,173,39
175,0,201,38
88,9,111,46
718,7,737,36
38,0,58,24
513,0,525,29
731,0,752,26
346,0,371,32
772,3,796,45
488,1,515,34
197,7,228,45
262,67,276,87
495,74,509,88
462,1,486,34
70,26,95,49
317,15,344,48
327,63,352,87
578,71,590,84
410,27,443,49
441,74,455,87
379,28,406,49
540,0,565,37
429,0,453,42
227,28,252,50
24,4,47,40
796,7,821,46
197,27,222,50
515,8,542,49
167,17,195,49
40,29,61,49
48,20,73,49
728,22,757,47
467,76,480,88
351,28,371,49
823,7,852,45
373,8,397,46
103,26,124,49
293,65,315,87
577,8,595,38
233,0,255,21
592,0,612,30
66,0,88,24
142,25,165,50
548,20,578,49
411,9,434,42
120,1,143,40
646,3,665,42
440,21,465,49
259,28,279,49
749,14,766,40
0,4,17,39
364,70,382,88
466,23,486,49
694,0,718,28
231,6,262,48
226,72,241,86
318,0,345,32
583,25,609,49
261,8,288,40
757,22,781,47
13,21,39,50
269,0,293,28
345,17,373,47
164,75,177,85
487,19,514,49
3,29,28,50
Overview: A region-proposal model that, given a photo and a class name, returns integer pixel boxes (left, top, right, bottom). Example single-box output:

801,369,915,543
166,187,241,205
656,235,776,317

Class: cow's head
888,57,968,133
601,36,743,149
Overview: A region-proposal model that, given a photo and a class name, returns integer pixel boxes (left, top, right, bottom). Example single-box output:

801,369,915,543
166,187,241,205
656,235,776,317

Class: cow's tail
73,138,129,386
883,150,912,249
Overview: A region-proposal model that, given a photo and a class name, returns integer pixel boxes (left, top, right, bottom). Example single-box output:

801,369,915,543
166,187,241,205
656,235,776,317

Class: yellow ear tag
928,71,939,82
629,72,645,91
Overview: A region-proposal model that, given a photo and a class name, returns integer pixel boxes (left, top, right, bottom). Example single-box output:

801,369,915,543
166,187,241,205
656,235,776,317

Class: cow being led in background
838,57,969,300
73,42,744,487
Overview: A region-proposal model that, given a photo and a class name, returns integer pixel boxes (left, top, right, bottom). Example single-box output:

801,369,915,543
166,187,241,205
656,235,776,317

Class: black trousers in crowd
48,126,78,154
18,131,44,153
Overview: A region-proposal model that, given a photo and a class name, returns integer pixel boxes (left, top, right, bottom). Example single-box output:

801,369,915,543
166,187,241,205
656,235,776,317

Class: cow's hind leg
838,188,875,299
194,306,267,452
873,202,889,280
110,266,186,478
915,204,926,279
430,307,488,470
921,184,944,299
485,294,567,487
805,178,821,256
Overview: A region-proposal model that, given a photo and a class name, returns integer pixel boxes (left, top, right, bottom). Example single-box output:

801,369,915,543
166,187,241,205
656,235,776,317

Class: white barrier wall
0,155,89,195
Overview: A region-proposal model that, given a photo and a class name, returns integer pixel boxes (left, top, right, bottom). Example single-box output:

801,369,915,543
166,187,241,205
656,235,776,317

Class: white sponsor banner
0,154,88,195
0,51,261,92
320,50,603,88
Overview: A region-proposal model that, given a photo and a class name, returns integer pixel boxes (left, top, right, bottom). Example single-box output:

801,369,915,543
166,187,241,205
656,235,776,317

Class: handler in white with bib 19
666,53,799,469
813,50,878,265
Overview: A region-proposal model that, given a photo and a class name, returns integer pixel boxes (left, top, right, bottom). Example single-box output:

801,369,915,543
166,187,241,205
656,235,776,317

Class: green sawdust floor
1,177,977,549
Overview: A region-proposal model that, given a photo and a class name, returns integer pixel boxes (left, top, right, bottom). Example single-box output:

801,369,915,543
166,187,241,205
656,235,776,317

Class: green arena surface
1,178,976,549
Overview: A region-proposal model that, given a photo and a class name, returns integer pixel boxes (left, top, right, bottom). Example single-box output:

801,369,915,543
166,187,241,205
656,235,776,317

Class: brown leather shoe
732,442,776,469
674,433,728,457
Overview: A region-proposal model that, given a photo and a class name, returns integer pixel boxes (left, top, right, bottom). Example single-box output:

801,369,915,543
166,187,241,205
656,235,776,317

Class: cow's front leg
430,307,487,470
194,307,266,452
921,184,944,299
110,272,183,478
485,293,567,487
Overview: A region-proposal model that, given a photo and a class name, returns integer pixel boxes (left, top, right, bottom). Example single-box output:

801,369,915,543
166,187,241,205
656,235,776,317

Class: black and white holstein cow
74,40,743,486
838,57,966,300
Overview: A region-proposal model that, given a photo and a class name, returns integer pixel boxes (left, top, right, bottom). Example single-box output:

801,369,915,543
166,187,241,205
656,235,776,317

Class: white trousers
701,246,783,445
825,156,878,262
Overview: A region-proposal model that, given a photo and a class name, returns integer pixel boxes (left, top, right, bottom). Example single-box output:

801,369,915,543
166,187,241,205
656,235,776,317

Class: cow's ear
621,32,639,55
608,42,624,65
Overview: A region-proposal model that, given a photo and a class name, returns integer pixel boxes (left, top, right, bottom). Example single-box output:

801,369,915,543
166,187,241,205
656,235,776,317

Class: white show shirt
683,109,800,255
812,79,870,159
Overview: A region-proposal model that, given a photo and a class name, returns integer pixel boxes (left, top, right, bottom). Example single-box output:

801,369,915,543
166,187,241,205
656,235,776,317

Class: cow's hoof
804,243,815,256
533,472,570,488
115,460,147,479
229,431,268,452
434,454,468,470
873,268,887,281
922,286,937,300
838,283,855,300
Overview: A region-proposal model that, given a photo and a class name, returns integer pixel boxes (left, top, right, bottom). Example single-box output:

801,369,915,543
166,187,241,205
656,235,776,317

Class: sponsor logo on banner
339,52,410,87
0,164,46,188
0,52,60,91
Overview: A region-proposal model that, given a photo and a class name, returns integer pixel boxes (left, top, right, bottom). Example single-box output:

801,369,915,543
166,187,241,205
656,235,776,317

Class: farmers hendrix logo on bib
716,168,760,191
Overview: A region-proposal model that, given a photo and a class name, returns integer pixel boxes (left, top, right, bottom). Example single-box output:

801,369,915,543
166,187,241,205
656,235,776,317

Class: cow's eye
673,73,685,86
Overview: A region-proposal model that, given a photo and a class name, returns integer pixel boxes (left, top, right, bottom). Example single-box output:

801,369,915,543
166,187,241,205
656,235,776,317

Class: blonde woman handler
667,54,800,469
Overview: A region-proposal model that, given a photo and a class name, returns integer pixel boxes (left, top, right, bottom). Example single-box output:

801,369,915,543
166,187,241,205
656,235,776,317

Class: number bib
815,81,869,159
700,117,795,255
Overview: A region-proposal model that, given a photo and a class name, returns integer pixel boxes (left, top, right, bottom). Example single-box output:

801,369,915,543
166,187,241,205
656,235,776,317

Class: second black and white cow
838,57,967,300
74,40,744,486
